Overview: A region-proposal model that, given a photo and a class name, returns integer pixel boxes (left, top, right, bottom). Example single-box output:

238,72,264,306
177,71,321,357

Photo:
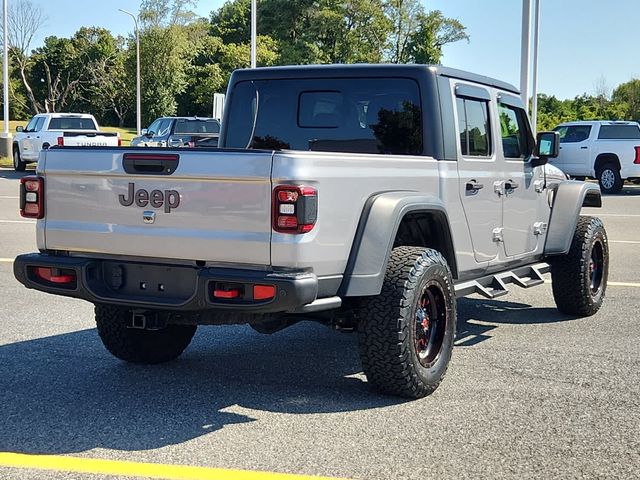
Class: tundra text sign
118,183,180,213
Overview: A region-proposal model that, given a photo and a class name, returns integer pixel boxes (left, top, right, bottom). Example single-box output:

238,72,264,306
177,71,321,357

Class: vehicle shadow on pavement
0,168,34,180
0,322,404,455
455,298,574,347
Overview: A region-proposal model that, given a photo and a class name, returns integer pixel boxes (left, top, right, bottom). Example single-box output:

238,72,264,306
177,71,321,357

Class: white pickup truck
551,120,640,193
12,113,121,171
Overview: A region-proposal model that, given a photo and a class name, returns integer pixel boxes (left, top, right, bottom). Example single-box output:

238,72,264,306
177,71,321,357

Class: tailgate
62,131,120,147
40,148,274,266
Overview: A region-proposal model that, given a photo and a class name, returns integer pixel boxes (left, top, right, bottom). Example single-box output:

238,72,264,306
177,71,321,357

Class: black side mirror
535,131,559,158
16,126,24,133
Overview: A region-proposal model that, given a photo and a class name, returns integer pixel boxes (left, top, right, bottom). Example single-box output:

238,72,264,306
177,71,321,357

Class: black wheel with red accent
551,216,609,316
358,246,456,399
95,305,197,364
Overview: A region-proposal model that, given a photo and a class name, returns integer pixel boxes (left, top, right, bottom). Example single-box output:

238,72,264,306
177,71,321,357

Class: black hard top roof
230,64,520,95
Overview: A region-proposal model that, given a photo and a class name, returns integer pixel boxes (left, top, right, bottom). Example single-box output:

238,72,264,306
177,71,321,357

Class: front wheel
597,164,623,194
358,246,456,398
95,305,197,364
551,216,608,316
13,147,26,172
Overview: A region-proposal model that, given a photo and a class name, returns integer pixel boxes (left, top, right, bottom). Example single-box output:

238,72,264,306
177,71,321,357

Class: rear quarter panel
271,151,455,278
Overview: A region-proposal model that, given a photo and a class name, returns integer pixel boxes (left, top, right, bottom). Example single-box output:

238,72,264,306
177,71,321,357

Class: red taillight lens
20,176,44,219
273,185,317,234
253,285,276,300
57,136,64,146
634,146,640,164
34,267,76,284
118,136,122,147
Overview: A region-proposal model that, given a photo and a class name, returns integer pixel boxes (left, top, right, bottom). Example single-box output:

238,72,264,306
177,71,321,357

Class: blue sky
29,0,639,100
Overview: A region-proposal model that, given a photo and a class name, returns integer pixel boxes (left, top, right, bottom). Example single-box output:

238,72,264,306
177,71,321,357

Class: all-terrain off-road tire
551,216,608,316
95,305,197,364
358,246,456,399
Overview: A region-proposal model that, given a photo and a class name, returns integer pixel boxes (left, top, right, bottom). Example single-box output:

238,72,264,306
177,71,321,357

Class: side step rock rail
454,263,550,299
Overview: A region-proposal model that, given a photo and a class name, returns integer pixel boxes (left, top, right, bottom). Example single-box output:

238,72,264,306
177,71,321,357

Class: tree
385,0,468,64
385,0,423,63
408,10,469,64
4,0,46,114
612,79,640,121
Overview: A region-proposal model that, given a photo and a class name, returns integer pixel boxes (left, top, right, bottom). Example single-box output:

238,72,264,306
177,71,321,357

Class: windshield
48,117,97,130
173,119,220,134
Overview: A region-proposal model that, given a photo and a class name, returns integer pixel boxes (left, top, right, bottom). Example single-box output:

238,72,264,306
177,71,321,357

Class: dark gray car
130,117,220,148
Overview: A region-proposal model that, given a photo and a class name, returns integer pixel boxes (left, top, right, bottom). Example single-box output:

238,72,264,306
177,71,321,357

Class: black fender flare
545,180,602,255
339,192,457,297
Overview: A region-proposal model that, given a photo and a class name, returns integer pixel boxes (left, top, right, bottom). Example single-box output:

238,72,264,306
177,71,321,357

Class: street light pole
531,0,541,134
250,0,256,68
119,9,141,136
520,0,532,114
1,0,12,159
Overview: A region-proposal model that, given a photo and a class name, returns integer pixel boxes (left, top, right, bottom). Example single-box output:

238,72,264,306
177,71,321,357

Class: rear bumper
13,253,318,313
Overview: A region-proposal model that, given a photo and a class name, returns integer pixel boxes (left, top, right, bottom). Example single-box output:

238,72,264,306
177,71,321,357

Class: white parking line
596,214,640,218
0,258,14,263
0,196,18,199
0,220,35,224
610,240,640,245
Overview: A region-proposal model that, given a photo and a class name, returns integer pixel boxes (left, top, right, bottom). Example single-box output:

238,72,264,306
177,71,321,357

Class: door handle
580,146,588,149
466,180,484,192
505,180,519,190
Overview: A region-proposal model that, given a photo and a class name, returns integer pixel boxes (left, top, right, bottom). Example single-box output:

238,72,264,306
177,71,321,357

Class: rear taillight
57,136,64,146
118,136,122,147
634,146,640,164
272,185,317,234
19,176,44,219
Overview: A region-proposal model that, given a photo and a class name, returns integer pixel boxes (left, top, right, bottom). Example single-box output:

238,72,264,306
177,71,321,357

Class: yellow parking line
0,258,13,263
0,452,346,480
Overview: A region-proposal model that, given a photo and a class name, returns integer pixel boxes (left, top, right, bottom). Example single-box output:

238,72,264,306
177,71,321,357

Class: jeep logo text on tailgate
118,183,180,213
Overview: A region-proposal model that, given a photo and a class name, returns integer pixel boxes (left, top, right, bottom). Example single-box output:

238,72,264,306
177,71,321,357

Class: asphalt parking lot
0,167,638,480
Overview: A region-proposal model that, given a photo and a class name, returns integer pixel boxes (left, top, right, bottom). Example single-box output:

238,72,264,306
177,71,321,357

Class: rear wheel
13,146,26,172
597,163,623,194
358,247,456,398
551,216,608,316
95,305,197,364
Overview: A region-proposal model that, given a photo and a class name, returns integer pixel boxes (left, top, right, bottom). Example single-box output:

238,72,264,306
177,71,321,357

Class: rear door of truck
39,147,274,266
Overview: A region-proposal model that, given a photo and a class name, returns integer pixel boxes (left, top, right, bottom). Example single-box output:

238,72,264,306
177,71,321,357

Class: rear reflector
213,288,241,299
35,267,76,284
634,146,640,164
57,136,64,146
253,285,276,300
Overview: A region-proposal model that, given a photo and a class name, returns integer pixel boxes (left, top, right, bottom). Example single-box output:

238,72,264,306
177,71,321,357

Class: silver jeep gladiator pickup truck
14,65,608,398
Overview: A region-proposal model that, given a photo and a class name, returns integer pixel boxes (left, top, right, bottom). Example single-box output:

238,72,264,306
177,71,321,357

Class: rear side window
48,117,97,130
224,78,423,155
555,125,592,143
597,124,640,139
498,103,533,159
456,97,491,156
174,119,220,134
